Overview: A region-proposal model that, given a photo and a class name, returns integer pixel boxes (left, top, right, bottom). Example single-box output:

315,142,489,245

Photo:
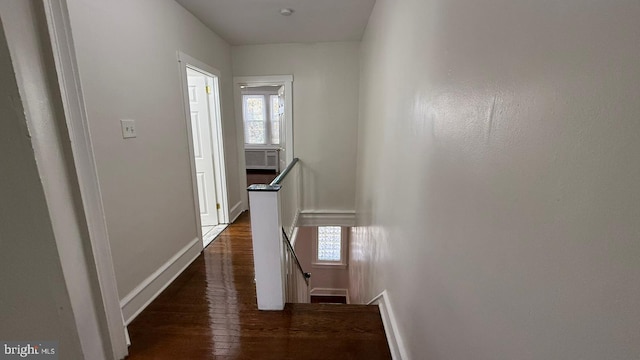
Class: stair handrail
282,228,310,285
270,157,299,186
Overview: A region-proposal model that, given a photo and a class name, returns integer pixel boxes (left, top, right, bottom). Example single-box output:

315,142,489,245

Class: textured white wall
232,42,359,211
0,3,88,358
67,0,240,297
352,0,640,359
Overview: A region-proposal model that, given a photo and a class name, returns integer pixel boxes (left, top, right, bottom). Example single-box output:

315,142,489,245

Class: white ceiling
175,0,377,45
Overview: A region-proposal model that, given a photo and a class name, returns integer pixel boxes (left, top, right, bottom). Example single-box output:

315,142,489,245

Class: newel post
247,184,285,310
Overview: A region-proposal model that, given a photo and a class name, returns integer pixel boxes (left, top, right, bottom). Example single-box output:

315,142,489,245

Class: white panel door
187,70,218,226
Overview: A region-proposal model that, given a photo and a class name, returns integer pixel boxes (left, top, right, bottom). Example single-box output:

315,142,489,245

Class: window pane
317,226,342,262
244,96,264,120
270,95,279,120
270,95,280,144
246,121,265,144
271,121,280,145
243,95,266,144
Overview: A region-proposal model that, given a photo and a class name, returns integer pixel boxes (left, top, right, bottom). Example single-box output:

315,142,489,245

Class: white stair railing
282,228,310,303
248,158,309,310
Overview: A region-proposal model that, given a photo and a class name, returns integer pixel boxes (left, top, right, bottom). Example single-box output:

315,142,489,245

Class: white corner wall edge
297,210,356,227
43,1,127,358
368,290,409,360
292,209,300,229
120,237,201,325
289,225,300,247
285,210,301,241
229,201,244,223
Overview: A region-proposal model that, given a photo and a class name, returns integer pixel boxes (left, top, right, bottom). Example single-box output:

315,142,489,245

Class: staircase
244,157,393,359
279,303,391,359
125,211,392,359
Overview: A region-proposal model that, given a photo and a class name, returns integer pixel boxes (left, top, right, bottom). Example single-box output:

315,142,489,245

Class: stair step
286,302,381,313
281,303,387,338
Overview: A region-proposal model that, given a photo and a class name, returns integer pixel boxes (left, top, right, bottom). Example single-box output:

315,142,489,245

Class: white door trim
233,75,294,210
178,52,230,233
187,70,219,227
43,0,128,358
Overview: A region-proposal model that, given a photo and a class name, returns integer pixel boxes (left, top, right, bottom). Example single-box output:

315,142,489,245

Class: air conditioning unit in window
245,149,279,171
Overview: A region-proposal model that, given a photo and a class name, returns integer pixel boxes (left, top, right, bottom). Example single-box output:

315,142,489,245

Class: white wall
66,0,240,298
352,0,640,359
232,42,359,211
0,3,97,358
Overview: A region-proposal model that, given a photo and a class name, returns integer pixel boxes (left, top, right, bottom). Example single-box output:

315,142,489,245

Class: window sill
312,262,348,270
244,145,281,150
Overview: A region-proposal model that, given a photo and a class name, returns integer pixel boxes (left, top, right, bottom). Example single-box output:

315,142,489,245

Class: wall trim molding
310,288,350,304
229,201,244,223
297,210,355,227
368,290,409,360
120,237,202,325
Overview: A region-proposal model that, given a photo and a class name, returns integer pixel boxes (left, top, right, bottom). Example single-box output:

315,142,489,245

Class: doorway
242,85,283,186
179,53,229,248
234,75,293,209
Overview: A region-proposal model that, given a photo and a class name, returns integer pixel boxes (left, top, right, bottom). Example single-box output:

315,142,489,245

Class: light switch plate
120,119,136,139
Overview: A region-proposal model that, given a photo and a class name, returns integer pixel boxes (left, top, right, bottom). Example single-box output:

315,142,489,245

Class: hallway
125,212,391,359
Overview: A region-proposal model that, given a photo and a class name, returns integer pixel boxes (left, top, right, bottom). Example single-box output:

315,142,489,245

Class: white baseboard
298,210,355,227
368,290,408,360
120,237,202,325
310,288,350,304
229,201,244,223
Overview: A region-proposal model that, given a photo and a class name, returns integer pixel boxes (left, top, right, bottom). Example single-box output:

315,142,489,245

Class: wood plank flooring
246,170,278,186
125,212,391,359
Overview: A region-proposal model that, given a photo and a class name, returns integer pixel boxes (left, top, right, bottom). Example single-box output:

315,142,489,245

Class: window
243,95,266,144
270,95,280,145
242,94,281,146
313,226,347,267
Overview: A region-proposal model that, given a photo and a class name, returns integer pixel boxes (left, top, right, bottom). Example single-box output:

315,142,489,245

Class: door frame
186,68,219,228
233,75,293,210
178,52,230,241
43,0,128,358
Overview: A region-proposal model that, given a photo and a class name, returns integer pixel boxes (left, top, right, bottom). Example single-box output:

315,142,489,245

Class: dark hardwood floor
125,212,391,359
246,170,278,186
